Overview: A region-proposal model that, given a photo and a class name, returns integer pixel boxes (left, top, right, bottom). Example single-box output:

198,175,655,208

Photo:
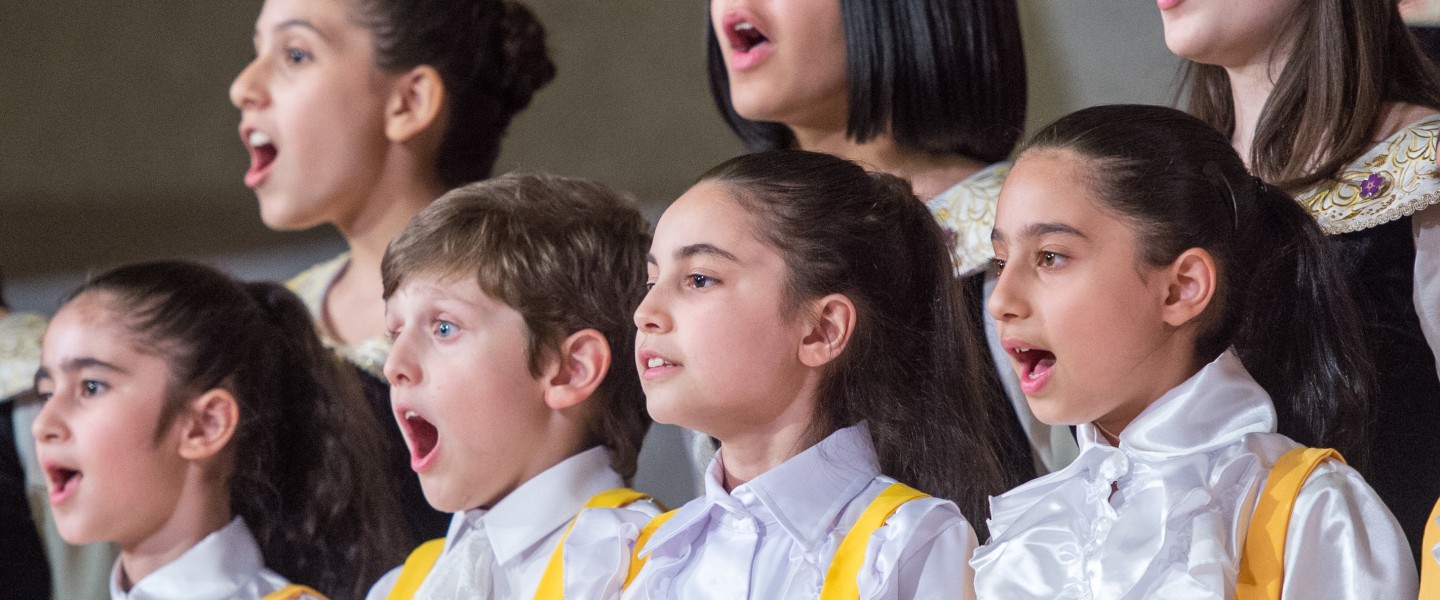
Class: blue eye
285,48,311,65
435,321,456,338
80,380,106,397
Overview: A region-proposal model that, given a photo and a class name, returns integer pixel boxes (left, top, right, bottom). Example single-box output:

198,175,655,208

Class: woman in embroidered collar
1161,0,1440,556
31,262,405,600
624,150,1020,598
971,104,1414,599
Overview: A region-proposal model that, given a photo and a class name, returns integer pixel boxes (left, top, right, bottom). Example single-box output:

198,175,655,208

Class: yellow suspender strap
532,488,655,600
386,538,447,600
1421,497,1440,600
622,509,681,589
819,482,929,600
1235,446,1344,600
260,584,328,600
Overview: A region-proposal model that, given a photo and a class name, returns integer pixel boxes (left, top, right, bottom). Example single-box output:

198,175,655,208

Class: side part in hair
706,0,1026,162
71,262,406,600
355,0,556,186
1024,105,1376,469
697,150,1031,539
381,173,653,481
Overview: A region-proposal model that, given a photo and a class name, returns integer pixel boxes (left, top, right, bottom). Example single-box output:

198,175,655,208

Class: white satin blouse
621,424,977,600
971,351,1416,599
109,517,312,600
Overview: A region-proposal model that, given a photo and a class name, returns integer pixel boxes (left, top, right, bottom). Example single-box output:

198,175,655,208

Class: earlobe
542,329,611,410
1161,248,1217,327
384,65,446,143
799,294,856,368
177,389,240,461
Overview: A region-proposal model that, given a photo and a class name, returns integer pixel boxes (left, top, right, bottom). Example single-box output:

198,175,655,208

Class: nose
633,285,672,334
31,392,68,445
986,264,1029,323
229,56,269,111
383,332,421,387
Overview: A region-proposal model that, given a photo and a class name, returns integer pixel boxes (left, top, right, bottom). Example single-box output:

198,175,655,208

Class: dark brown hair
707,0,1027,163
382,173,653,481
353,0,556,187
69,262,405,600
1182,0,1440,190
1024,105,1376,469
697,150,1030,538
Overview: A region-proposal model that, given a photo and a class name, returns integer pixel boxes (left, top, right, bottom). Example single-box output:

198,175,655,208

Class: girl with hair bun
229,0,557,542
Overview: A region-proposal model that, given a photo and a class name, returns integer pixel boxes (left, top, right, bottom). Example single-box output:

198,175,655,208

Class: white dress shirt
971,351,1417,599
109,517,307,600
621,424,977,600
366,446,660,600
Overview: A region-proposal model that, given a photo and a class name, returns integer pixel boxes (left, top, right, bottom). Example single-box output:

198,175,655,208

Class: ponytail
1024,105,1375,468
698,150,1032,539
70,263,405,600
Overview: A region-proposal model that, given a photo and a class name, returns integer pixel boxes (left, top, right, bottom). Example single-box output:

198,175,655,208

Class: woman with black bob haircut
706,0,1060,480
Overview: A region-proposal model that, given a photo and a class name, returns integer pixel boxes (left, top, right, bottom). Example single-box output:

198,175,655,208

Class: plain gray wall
0,0,1180,506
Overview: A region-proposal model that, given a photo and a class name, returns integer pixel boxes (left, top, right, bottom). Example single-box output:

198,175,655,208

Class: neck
711,379,821,492
337,169,446,274
790,126,986,200
1223,41,1294,166
1090,342,1204,448
117,479,232,590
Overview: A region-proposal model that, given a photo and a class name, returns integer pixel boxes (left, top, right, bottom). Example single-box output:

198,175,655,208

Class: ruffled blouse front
971,351,1415,599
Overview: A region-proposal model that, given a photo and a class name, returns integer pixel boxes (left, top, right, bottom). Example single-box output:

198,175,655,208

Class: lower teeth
1028,372,1040,380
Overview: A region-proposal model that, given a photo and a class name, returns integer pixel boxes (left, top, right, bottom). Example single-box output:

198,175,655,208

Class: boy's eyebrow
992,222,1089,243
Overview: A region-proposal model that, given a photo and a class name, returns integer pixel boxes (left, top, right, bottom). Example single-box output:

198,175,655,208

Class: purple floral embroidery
1359,173,1385,199
941,226,957,249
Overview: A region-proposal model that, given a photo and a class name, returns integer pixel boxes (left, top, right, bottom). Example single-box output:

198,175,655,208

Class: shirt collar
645,424,879,554
110,517,265,600
1076,350,1276,459
448,446,625,566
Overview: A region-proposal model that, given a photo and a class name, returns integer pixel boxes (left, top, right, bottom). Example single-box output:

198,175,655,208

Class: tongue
1034,353,1056,375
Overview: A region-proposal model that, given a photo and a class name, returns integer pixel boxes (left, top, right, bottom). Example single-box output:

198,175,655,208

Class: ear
798,294,856,368
384,65,446,143
541,329,611,410
1160,247,1217,328
176,388,240,461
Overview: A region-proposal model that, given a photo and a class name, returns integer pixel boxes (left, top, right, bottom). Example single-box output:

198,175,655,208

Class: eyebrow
255,18,330,42
991,222,1089,243
647,243,740,265
33,357,130,387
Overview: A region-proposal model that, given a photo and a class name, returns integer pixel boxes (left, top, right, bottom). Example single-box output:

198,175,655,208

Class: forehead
43,294,147,362
255,0,361,37
652,181,769,255
996,149,1114,231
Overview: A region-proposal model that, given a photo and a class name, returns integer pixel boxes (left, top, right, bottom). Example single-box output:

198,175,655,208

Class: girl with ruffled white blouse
972,105,1416,599
615,151,1027,599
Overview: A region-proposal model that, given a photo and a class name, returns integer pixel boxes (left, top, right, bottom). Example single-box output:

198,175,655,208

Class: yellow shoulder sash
261,584,327,600
1421,497,1440,599
1236,446,1344,600
385,538,446,600
532,488,655,600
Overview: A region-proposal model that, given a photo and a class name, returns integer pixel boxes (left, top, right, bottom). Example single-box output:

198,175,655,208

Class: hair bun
497,0,556,113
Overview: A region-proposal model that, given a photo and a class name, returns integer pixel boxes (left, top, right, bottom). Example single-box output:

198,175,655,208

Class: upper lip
638,348,679,368
1000,338,1050,355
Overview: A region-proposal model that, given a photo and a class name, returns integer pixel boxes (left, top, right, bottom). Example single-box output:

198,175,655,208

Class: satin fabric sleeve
858,498,978,600
364,566,401,600
561,503,662,600
1415,205,1440,377
1278,460,1418,599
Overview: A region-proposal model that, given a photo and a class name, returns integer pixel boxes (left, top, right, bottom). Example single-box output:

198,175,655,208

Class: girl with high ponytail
32,261,405,600
971,105,1413,598
229,0,557,543
621,150,1021,598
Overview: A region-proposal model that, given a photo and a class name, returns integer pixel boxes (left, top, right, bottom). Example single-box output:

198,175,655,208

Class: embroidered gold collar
1295,115,1440,234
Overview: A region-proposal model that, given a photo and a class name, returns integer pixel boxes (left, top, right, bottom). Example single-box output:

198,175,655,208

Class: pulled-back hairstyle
381,173,652,481
697,150,1030,538
352,0,556,187
69,262,405,600
706,0,1026,163
1023,105,1376,469
1181,0,1440,190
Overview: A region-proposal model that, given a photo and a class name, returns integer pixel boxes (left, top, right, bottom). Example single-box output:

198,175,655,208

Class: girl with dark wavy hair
32,262,405,600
